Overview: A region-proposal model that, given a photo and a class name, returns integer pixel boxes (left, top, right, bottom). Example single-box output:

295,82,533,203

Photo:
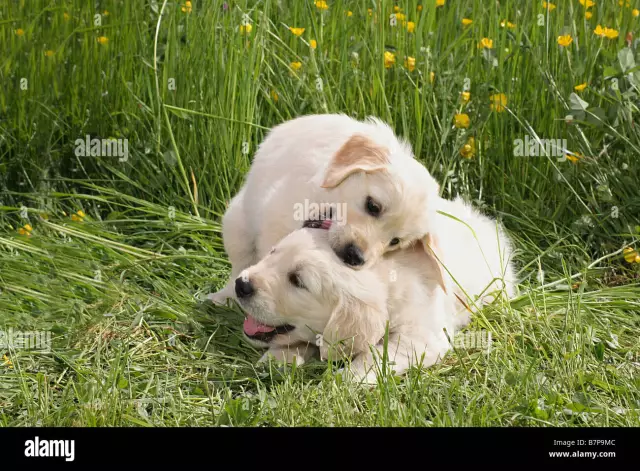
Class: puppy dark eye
365,196,382,217
288,272,305,289
389,238,400,246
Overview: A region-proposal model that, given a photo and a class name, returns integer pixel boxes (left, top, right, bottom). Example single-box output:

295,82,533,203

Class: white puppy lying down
209,114,444,305
233,198,516,381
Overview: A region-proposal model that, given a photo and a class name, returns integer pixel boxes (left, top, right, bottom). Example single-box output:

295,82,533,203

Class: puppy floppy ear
320,281,387,360
321,134,389,188
421,233,449,294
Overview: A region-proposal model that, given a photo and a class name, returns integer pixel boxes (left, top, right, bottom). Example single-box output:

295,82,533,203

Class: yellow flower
315,0,328,10
489,93,508,112
346,10,353,17
461,91,471,103
579,0,595,7
395,12,407,22
542,1,556,11
290,61,302,71
63,12,70,21
44,50,55,57
623,247,639,263
384,51,396,68
271,89,279,102
394,6,401,12
404,56,416,72
633,9,640,17
565,152,582,163
103,10,110,16
15,28,25,36
461,18,473,26
585,11,593,19
97,36,109,45
619,0,631,7
460,137,476,158
478,38,493,49
2,354,13,369
594,25,619,39
71,210,85,222
574,82,588,92
289,27,305,36
557,35,573,46
500,20,516,29
454,113,470,129
430,71,435,83
239,24,253,34
368,8,373,16
18,223,33,236
310,39,317,49
181,1,192,13
418,5,423,12
436,0,446,6
407,21,415,33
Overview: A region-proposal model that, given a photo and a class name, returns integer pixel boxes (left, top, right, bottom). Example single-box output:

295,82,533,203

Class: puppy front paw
207,288,233,306
258,345,314,366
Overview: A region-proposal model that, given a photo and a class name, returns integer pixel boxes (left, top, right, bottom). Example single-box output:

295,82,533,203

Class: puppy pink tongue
243,315,275,336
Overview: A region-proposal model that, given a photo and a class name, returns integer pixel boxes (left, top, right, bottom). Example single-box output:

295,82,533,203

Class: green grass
0,0,639,426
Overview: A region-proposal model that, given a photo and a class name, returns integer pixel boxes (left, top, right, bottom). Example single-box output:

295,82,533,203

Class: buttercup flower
430,71,435,83
454,113,470,128
585,11,593,19
404,56,416,72
579,0,595,7
462,18,473,26
623,247,640,263
565,152,582,163
574,82,588,92
407,21,415,33
436,0,445,6
315,1,328,11
594,25,619,39
45,50,55,57
478,38,493,49
289,27,305,36
15,28,25,36
346,11,353,17
18,223,33,236
633,9,640,17
384,51,396,68
103,10,110,16
557,35,573,46
290,61,302,71
310,39,317,49
542,2,556,11
500,20,516,29
460,137,476,158
239,24,252,34
2,354,13,369
418,5,423,11
97,36,109,45
71,210,86,222
181,1,192,14
271,89,279,102
63,12,70,21
461,91,471,103
490,93,507,112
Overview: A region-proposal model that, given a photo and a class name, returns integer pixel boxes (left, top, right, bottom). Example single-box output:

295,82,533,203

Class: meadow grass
0,0,639,426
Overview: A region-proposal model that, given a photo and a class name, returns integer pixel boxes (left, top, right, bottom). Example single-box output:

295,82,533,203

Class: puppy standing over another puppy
208,114,446,305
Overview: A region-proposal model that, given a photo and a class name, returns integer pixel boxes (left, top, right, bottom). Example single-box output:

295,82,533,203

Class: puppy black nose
341,243,365,266
235,277,255,298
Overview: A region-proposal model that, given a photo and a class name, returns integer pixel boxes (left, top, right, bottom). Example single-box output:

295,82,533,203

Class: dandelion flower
557,35,573,46
404,56,416,72
478,38,493,49
489,93,508,112
574,82,587,92
97,36,109,45
384,51,396,68
462,18,473,26
454,114,470,128
289,27,305,36
460,137,476,158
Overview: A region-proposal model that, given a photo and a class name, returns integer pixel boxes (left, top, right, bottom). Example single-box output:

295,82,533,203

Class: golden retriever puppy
208,114,443,305
233,197,515,383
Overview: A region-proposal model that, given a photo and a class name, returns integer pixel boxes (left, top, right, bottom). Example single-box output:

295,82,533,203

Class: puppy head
320,132,441,270
235,228,387,356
